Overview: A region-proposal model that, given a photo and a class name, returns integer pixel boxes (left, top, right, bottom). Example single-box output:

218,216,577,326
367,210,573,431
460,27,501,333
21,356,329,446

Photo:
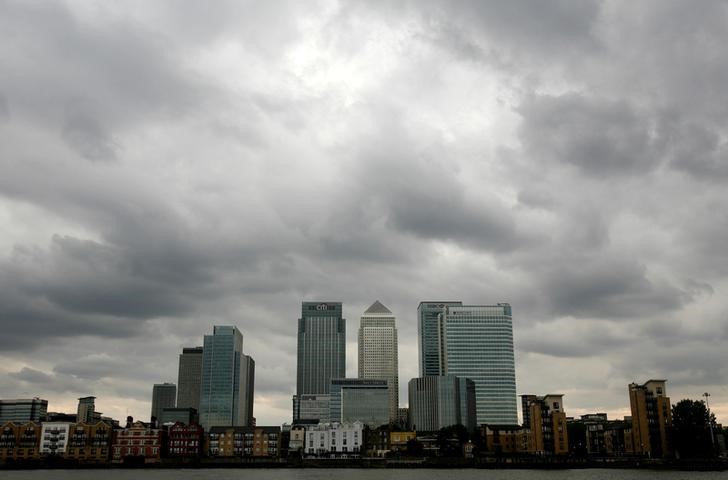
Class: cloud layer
2,0,728,424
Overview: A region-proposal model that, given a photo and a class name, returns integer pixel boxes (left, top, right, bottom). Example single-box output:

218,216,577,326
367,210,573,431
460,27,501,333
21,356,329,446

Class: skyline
2,0,728,427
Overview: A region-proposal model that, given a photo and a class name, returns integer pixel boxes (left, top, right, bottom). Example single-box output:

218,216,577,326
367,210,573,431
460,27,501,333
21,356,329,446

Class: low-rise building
66,421,113,463
112,420,165,464
40,422,72,457
0,422,42,462
0,399,48,424
207,426,281,459
389,431,416,452
304,422,363,457
482,424,530,454
168,422,204,458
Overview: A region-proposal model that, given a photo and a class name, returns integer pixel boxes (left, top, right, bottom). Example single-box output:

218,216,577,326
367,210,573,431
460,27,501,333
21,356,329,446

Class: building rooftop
363,300,392,314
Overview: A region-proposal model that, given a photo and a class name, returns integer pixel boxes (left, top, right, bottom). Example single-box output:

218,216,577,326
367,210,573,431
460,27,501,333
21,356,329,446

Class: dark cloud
2,0,728,424
518,93,662,176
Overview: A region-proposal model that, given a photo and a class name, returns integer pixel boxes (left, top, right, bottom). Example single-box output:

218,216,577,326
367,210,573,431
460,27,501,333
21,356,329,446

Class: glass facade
296,302,346,397
444,304,517,425
329,378,389,427
417,302,462,376
408,375,476,432
199,326,255,429
0,398,48,423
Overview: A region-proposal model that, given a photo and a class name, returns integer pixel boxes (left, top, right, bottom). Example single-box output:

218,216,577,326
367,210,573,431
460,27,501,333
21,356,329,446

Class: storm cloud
2,0,728,424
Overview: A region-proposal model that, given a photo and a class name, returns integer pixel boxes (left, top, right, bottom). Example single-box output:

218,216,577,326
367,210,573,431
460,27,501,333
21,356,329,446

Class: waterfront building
417,302,517,425
522,394,569,455
408,375,477,432
168,422,204,458
151,383,176,425
76,397,96,424
66,421,113,463
389,431,417,452
112,420,165,463
177,346,203,411
294,302,346,421
39,422,72,456
358,300,399,421
482,425,531,454
628,379,672,458
0,398,48,424
207,426,281,458
0,421,42,462
304,422,363,457
199,326,255,429
329,378,389,427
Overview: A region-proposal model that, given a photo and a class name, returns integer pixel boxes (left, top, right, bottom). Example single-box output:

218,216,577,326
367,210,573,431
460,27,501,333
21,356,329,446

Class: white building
358,300,399,421
40,422,72,455
304,422,363,457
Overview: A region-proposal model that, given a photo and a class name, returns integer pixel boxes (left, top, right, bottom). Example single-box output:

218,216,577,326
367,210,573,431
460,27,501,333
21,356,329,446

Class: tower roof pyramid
364,300,392,314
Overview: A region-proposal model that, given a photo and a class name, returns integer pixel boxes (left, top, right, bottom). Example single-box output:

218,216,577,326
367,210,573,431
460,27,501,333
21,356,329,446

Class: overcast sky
2,0,728,426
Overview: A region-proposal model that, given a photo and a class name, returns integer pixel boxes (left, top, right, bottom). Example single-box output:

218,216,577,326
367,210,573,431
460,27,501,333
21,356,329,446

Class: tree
672,399,716,458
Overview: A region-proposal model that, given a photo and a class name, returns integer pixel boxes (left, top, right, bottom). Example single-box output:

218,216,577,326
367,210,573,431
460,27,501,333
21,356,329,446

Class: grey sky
2,0,728,425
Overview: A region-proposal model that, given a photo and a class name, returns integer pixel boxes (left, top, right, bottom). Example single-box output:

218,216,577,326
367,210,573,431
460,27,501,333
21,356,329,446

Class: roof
363,300,392,314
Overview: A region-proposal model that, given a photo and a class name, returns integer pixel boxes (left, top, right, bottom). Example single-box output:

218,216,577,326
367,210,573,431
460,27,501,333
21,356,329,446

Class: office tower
0,398,48,423
522,394,569,455
199,326,255,429
408,375,477,432
358,300,399,422
329,378,389,427
417,302,462,376
294,302,346,421
77,396,96,424
151,383,176,424
177,346,203,411
417,302,517,425
629,379,672,458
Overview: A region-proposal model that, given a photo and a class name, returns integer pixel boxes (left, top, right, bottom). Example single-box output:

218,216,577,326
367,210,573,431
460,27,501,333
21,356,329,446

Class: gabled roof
364,300,392,314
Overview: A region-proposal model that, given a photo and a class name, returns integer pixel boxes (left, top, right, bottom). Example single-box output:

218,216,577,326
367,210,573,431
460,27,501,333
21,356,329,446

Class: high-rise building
408,375,477,432
417,302,462,377
358,300,399,421
151,383,176,424
522,394,569,455
0,398,48,423
628,379,672,458
294,302,346,421
417,302,517,425
77,396,96,424
177,346,203,411
199,326,255,429
329,378,389,427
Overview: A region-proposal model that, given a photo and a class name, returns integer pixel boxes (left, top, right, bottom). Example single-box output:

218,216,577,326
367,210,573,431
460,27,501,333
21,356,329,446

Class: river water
2,469,726,480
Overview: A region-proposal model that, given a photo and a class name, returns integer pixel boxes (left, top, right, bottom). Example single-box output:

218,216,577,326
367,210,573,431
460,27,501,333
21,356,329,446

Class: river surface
2,470,727,480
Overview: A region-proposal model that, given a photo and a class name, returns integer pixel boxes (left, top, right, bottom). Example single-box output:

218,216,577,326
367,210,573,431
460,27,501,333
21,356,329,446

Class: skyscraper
199,326,255,429
151,383,176,424
177,346,203,411
294,302,346,421
358,300,399,421
417,302,517,425
417,302,462,376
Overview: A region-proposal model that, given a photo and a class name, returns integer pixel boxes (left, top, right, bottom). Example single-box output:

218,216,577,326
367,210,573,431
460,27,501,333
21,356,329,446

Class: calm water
2,470,727,480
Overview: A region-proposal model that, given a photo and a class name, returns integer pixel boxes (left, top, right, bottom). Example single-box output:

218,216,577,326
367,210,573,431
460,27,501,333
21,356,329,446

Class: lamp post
703,392,715,453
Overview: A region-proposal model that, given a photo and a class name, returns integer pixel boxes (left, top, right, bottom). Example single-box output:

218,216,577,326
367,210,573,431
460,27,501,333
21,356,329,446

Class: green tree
672,399,716,458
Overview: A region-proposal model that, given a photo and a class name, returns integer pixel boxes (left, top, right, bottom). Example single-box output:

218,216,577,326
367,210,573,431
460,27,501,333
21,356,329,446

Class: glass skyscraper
199,326,255,429
150,383,176,424
408,375,476,432
294,302,346,421
417,302,517,425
